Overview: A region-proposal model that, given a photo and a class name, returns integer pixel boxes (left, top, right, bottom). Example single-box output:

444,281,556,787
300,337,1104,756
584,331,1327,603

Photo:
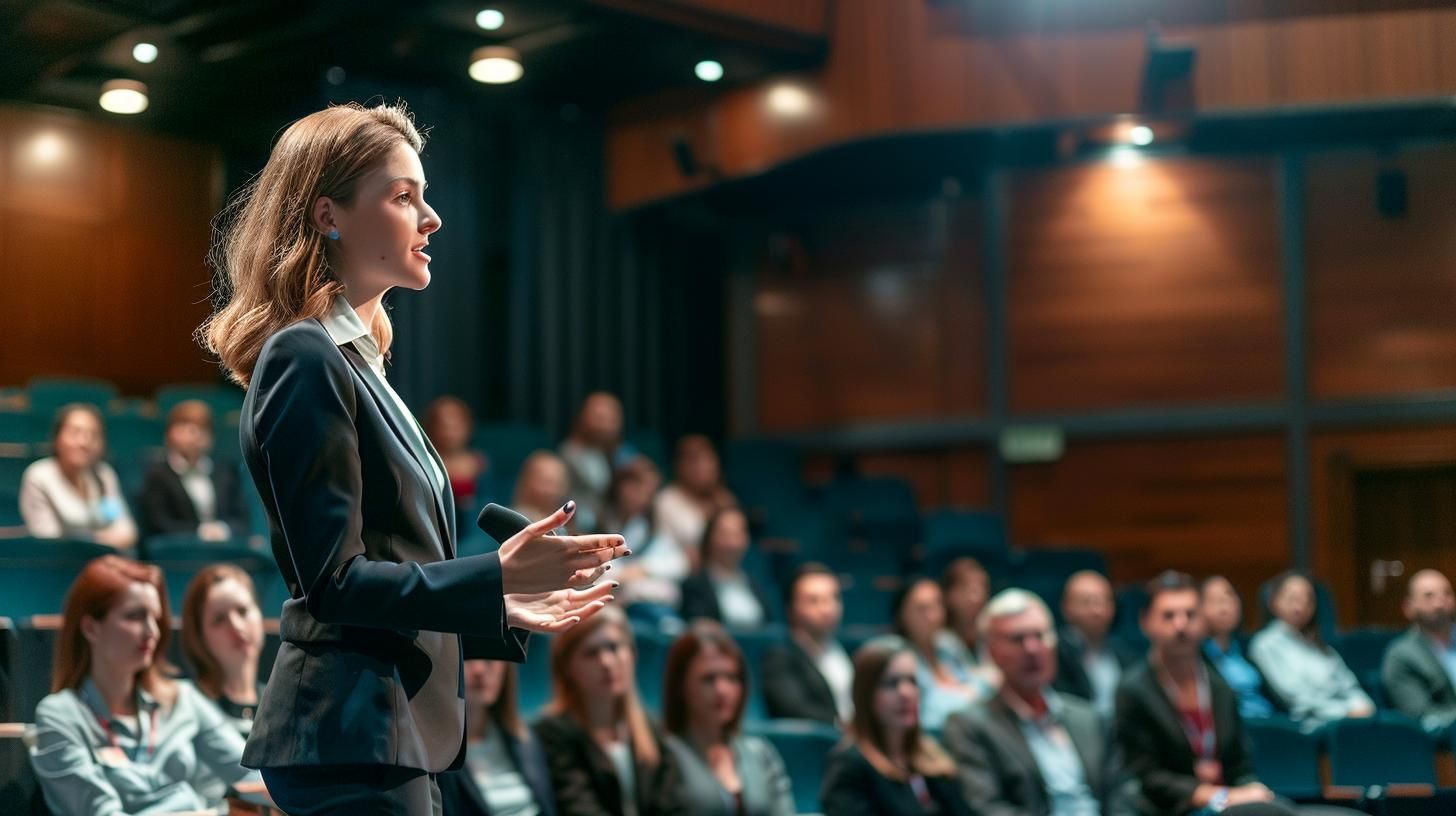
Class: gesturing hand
498,501,631,595
505,580,618,633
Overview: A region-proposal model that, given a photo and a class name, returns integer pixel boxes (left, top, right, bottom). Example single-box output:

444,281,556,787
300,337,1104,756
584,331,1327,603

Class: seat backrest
1327,714,1435,787
748,719,841,815
1245,718,1323,800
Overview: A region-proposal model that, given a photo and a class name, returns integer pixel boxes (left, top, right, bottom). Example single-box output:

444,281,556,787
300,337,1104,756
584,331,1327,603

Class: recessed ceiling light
695,60,723,82
469,46,523,84
99,79,149,114
1130,125,1154,146
766,83,814,118
132,42,158,64
476,9,505,30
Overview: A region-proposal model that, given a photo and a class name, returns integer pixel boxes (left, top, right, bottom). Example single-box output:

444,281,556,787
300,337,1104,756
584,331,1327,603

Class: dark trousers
260,764,442,816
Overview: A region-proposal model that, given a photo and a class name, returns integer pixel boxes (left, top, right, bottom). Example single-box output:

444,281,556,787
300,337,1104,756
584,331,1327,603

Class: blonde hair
200,102,425,387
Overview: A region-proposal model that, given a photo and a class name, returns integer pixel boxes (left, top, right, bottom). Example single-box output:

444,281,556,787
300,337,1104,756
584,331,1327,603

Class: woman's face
521,457,568,510
900,580,946,644
1200,578,1242,637
617,472,659,519
1272,576,1315,631
946,569,989,632
55,409,103,473
684,644,743,733
429,403,472,454
464,659,507,709
567,623,634,703
678,444,720,491
83,581,161,677
874,651,920,736
707,511,749,568
202,578,264,674
327,142,442,298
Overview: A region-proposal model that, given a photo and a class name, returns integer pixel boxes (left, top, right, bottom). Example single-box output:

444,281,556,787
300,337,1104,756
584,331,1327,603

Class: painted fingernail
611,581,621,588
561,500,575,514
622,549,633,557
603,563,612,571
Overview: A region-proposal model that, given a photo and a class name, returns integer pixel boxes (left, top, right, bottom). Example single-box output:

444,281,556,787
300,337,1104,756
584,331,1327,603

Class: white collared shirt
168,452,217,524
320,296,446,495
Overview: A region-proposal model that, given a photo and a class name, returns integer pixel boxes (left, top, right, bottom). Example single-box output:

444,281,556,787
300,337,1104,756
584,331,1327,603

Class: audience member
654,434,737,567
139,399,248,543
1248,571,1372,728
939,557,995,677
19,403,137,549
558,392,627,532
534,606,686,816
180,564,266,735
605,456,687,620
1054,571,1138,720
943,588,1132,816
1200,576,1275,721
892,576,988,730
439,659,555,816
513,450,572,528
423,395,491,515
662,621,795,816
760,563,854,725
30,556,261,815
679,507,773,629
1383,568,1456,731
820,639,975,816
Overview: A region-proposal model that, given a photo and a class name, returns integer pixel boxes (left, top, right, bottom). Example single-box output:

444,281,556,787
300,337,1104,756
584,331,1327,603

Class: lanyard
1157,661,1215,760
89,699,158,763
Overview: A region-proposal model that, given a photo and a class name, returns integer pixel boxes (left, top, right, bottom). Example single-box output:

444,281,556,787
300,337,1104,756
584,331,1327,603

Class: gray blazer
942,692,1133,816
1383,627,1456,730
665,733,795,816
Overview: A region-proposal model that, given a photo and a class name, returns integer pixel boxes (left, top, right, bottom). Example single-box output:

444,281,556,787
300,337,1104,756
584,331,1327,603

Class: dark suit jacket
1114,661,1258,816
533,713,687,816
437,718,556,816
1383,626,1456,729
820,743,977,816
238,319,528,773
942,692,1133,816
1053,627,1141,705
137,456,249,539
679,571,775,627
760,639,841,725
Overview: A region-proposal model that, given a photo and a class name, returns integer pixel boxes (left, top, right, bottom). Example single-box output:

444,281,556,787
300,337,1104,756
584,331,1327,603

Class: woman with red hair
28,555,261,815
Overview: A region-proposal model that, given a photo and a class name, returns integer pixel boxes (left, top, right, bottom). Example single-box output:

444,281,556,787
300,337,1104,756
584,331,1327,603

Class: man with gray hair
941,589,1132,816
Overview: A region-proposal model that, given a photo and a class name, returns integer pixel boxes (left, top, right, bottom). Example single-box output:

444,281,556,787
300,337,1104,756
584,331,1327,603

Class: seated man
760,562,853,725
1383,569,1456,731
943,588,1133,816
138,400,248,542
1055,571,1140,719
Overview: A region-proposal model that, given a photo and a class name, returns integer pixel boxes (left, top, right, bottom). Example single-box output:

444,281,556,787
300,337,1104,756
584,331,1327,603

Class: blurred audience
1249,571,1373,728
605,456,687,620
943,588,1131,816
558,392,627,533
1054,571,1138,720
180,564,266,734
1383,568,1456,731
534,605,685,816
19,403,137,550
761,563,854,725
423,395,491,515
892,576,988,730
939,557,997,685
139,399,247,543
820,639,975,816
1200,576,1276,721
513,450,572,529
655,434,737,568
662,621,795,816
30,555,260,815
679,507,773,629
439,659,555,816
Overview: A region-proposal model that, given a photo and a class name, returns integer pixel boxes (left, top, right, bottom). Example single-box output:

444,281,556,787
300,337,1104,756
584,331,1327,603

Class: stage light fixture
1130,125,1154,146
132,43,158,64
99,79,149,114
469,46,523,84
476,9,505,30
695,60,723,82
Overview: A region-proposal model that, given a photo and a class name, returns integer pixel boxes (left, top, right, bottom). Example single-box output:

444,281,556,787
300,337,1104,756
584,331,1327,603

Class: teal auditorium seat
1245,717,1324,800
634,627,671,713
1333,628,1400,708
724,439,808,525
1327,713,1435,789
517,634,555,719
729,625,787,725
748,719,840,815
154,383,246,422
823,476,919,542
0,412,47,446
141,534,277,611
27,377,117,420
624,430,669,476
1015,549,1109,610
0,538,116,619
470,423,553,491
923,509,1008,560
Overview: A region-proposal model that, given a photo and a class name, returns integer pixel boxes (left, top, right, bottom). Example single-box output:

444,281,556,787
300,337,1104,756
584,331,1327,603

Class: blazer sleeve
754,736,798,816
939,711,1034,816
29,695,128,816
819,748,882,816
18,465,64,538
1114,679,1200,814
251,328,516,642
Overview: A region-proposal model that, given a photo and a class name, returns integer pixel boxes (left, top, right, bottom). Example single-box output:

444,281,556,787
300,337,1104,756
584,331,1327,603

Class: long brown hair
53,556,177,705
848,639,955,781
662,620,747,738
547,605,659,766
200,102,425,387
180,564,259,699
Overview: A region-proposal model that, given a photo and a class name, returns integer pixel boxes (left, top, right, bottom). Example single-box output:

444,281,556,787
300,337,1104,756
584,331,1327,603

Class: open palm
506,580,617,633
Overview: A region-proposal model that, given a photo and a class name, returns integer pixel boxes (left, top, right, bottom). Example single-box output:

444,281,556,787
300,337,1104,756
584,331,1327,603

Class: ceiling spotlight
132,42,158,64
766,83,814,118
1130,125,1154,146
99,79,149,114
476,9,505,30
695,60,723,82
469,46,523,84
27,132,67,167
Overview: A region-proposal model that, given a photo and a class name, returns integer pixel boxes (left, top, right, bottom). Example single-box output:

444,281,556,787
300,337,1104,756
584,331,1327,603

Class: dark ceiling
0,0,823,149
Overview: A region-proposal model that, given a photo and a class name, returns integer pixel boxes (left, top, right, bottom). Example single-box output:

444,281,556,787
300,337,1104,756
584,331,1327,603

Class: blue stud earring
327,229,340,240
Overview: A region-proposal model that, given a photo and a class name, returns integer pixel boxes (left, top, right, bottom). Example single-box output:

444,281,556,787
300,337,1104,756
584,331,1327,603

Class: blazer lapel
987,697,1050,797
1412,632,1456,697
1061,704,1104,795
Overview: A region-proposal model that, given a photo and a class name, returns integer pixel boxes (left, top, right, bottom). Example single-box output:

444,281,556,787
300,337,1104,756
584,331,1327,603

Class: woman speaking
201,101,627,814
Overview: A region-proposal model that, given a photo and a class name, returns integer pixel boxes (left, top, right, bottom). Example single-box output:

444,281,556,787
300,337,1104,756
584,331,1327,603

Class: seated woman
654,435,737,564
679,508,773,629
820,639,974,816
534,605,686,816
424,395,492,517
29,555,263,815
662,621,795,816
438,659,555,816
1201,575,1276,721
181,564,266,735
19,403,137,550
603,457,687,623
1249,571,1373,728
892,576,989,730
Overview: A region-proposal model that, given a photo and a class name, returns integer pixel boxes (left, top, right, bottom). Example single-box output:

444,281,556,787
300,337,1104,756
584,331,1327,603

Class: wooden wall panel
1306,145,1456,400
1010,434,1289,610
0,105,220,395
657,0,827,35
1007,157,1284,413
857,448,992,511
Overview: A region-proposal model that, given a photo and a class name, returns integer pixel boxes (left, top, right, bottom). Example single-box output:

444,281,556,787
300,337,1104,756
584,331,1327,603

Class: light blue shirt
1005,690,1100,816
914,637,990,730
1427,632,1456,693
1249,621,1373,728
1203,638,1274,720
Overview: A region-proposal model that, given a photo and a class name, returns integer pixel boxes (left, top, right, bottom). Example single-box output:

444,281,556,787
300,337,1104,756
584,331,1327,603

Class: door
1350,464,1456,627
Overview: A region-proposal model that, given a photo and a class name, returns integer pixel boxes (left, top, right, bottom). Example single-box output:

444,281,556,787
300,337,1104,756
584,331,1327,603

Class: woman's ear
80,614,101,646
311,196,337,237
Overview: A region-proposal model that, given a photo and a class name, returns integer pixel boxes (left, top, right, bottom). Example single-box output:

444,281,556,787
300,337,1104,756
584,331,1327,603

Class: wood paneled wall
0,105,221,395
654,0,827,35
607,1,1456,208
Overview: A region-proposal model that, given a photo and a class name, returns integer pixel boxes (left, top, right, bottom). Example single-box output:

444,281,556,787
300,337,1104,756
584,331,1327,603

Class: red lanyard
91,703,158,763
1158,662,1215,760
